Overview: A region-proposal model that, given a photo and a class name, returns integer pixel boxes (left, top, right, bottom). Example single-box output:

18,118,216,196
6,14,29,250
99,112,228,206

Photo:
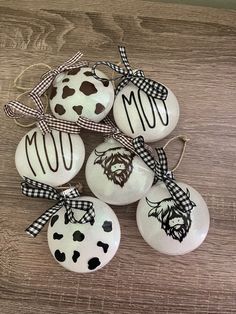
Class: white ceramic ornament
49,67,114,122
113,83,179,142
15,127,85,187
47,196,120,273
85,138,154,205
137,182,210,255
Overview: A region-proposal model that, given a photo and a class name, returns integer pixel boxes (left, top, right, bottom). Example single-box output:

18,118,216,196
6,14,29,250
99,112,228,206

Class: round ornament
85,138,154,205
113,83,179,142
49,67,114,122
15,127,85,187
136,182,210,255
47,196,120,273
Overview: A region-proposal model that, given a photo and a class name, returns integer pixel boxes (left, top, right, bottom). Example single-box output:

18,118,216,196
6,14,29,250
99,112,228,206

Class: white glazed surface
49,67,114,122
136,181,210,255
113,83,179,142
47,196,121,273
85,138,154,205
15,127,85,186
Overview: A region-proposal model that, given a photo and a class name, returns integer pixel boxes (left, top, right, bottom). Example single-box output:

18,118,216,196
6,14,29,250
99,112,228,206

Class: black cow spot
72,250,80,263
67,68,81,75
64,213,69,225
53,232,63,240
50,86,57,100
90,218,95,226
54,250,65,262
79,81,97,96
54,104,66,115
73,230,85,242
84,71,93,76
88,257,101,270
97,241,109,253
95,103,105,114
73,105,83,115
62,86,75,99
102,221,112,232
51,215,59,227
102,79,109,87
62,78,70,83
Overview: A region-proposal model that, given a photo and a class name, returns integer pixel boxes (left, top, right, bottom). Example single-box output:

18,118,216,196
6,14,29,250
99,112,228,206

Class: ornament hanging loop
13,63,52,92
163,135,190,173
57,182,83,193
12,63,52,128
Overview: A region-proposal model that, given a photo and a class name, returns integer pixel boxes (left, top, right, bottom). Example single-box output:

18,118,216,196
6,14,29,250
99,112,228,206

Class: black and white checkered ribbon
133,136,194,211
22,177,95,237
77,116,137,154
4,100,81,135
92,46,168,99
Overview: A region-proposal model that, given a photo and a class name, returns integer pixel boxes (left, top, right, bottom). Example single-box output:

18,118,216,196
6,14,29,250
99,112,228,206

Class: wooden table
0,1,235,313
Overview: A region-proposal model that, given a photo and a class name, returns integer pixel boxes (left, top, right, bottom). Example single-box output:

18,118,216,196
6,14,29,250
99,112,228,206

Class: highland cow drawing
94,147,135,187
146,189,196,242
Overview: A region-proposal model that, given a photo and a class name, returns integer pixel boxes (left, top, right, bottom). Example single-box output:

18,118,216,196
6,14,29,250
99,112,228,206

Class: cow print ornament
47,196,120,273
49,67,114,122
136,181,210,255
85,138,154,205
15,127,85,187
113,83,179,142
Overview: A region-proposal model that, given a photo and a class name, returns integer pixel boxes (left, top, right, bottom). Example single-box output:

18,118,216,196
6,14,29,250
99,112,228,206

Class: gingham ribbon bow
77,116,136,154
133,136,194,211
92,46,168,100
4,100,81,135
22,177,95,237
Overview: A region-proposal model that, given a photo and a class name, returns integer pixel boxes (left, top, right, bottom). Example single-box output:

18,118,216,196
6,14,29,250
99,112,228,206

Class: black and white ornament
49,67,114,122
113,83,179,142
91,46,179,143
133,136,210,255
85,138,154,205
137,182,210,255
15,127,85,186
48,195,120,273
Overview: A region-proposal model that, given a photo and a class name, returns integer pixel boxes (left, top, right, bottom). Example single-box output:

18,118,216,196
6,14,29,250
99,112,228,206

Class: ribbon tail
77,203,95,224
62,51,83,67
133,136,157,171
25,203,62,237
4,100,39,119
66,201,95,224
118,46,132,71
115,78,129,95
164,179,195,212
156,148,169,174
30,76,53,98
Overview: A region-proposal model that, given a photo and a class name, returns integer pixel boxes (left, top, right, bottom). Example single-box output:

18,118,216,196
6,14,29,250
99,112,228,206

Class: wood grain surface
0,1,236,313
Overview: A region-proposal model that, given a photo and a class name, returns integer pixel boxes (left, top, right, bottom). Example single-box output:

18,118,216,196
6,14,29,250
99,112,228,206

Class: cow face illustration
94,147,135,187
146,189,196,242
